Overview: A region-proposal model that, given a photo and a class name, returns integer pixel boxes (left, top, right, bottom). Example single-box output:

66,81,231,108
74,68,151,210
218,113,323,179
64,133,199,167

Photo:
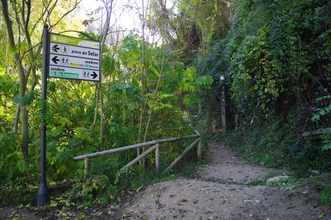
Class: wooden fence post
155,143,160,176
119,145,157,172
235,114,238,130
84,157,89,179
163,138,200,173
197,138,202,160
220,75,226,133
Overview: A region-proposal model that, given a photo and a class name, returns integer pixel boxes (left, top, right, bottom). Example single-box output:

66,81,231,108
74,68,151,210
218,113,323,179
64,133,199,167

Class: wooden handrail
302,128,331,137
74,130,201,178
119,144,158,172
74,131,200,160
163,138,200,173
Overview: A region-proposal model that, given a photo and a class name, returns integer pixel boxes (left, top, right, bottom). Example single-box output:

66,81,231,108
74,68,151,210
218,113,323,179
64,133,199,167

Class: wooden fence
74,130,202,177
302,128,331,140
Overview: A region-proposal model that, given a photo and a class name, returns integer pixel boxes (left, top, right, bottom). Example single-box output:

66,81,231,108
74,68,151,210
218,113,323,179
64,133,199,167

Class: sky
78,0,176,44
80,0,143,37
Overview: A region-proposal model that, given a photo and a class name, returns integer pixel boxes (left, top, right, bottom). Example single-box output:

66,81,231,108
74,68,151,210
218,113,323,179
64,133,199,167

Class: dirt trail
116,142,331,220
1,142,330,219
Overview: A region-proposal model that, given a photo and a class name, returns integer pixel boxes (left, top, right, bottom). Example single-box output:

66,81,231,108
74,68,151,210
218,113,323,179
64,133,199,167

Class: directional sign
50,34,100,48
49,66,99,80
48,33,100,81
50,55,99,70
50,43,100,59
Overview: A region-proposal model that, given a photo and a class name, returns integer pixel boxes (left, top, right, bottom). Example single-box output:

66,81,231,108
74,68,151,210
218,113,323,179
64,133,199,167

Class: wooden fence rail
302,128,331,140
74,130,202,177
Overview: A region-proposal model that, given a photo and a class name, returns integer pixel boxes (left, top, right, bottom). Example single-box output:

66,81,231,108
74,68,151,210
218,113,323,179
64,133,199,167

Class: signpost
37,25,101,205
49,33,101,81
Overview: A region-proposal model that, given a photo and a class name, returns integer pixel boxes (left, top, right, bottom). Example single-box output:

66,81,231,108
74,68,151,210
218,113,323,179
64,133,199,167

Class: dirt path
116,142,331,220
1,142,330,219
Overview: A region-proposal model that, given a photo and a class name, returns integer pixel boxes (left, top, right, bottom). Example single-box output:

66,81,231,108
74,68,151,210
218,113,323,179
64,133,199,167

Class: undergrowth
225,118,331,176
0,148,203,209
225,115,331,206
321,183,331,206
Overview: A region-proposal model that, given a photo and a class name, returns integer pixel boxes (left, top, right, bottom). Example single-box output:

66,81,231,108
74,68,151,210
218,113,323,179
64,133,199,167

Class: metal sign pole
37,24,50,205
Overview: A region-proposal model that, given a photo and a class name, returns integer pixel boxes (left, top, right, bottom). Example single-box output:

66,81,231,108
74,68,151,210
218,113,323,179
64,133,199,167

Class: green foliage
214,0,331,180
267,176,299,188
13,89,39,106
187,39,231,132
290,140,331,177
0,134,22,184
226,115,331,178
17,159,28,173
226,119,290,169
228,0,331,119
3,0,331,209
0,0,212,210
0,30,208,193
107,34,212,143
177,0,232,41
321,131,331,151
311,96,331,151
0,184,38,207
0,71,25,184
321,183,331,206
311,96,331,126
81,175,110,199
311,105,331,123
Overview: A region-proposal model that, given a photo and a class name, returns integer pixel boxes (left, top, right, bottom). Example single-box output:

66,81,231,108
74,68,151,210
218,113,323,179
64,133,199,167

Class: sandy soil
1,142,331,219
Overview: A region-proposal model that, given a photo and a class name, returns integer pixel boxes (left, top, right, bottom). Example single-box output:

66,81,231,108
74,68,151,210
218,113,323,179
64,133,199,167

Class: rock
266,176,290,186
243,199,251,203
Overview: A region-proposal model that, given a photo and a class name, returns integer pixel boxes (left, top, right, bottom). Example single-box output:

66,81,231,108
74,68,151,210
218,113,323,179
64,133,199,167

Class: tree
148,0,233,53
0,0,83,160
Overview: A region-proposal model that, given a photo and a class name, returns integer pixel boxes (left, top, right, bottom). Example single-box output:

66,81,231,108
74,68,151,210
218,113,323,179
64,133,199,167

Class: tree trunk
138,0,147,164
1,0,29,159
21,106,29,159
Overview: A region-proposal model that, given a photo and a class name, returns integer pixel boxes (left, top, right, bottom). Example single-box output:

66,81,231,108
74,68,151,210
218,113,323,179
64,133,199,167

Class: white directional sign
49,55,99,70
49,34,101,81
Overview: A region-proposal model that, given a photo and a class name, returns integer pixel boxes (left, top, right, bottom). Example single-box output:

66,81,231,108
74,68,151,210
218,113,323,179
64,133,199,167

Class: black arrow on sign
91,71,98,79
52,56,60,64
52,45,60,53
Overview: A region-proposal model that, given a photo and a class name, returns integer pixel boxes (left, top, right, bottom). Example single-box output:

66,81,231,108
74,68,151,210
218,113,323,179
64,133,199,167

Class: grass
321,183,331,206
